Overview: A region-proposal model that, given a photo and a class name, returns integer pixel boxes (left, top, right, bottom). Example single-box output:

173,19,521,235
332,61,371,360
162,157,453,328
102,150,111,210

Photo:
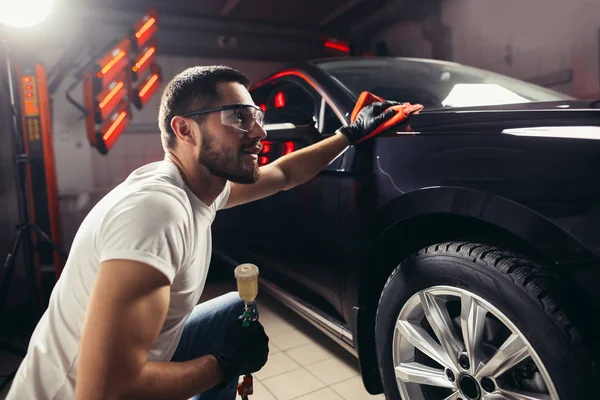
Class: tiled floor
204,281,385,400
0,279,385,400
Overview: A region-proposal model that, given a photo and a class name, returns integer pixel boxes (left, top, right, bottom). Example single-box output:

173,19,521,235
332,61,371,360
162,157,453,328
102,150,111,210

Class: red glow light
259,103,267,112
103,111,127,141
259,156,269,165
139,74,159,98
101,51,126,75
99,82,125,109
284,141,295,155
134,46,156,71
136,17,156,39
324,41,350,52
261,141,271,154
274,92,285,108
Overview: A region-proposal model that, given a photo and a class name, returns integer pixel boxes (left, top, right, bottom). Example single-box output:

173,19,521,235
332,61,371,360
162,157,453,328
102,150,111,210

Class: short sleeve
96,191,191,284
215,181,232,211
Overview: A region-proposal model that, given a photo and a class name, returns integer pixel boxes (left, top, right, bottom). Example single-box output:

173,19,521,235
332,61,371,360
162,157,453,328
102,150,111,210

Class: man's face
194,82,267,184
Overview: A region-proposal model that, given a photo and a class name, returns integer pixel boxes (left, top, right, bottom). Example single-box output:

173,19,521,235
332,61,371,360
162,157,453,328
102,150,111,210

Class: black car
212,57,600,400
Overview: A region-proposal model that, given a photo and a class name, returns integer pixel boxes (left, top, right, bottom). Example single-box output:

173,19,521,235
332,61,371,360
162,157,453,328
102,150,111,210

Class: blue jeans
171,292,248,400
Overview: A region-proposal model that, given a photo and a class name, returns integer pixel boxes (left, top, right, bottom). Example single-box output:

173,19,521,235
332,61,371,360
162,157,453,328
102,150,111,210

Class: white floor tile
306,357,359,385
260,310,297,337
293,387,344,400
250,380,278,400
269,329,312,351
286,343,332,367
254,352,301,380
330,376,385,400
262,368,326,400
269,341,281,355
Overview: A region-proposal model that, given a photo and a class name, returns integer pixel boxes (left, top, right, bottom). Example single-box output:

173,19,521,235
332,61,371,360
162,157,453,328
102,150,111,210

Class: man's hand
211,317,269,382
338,101,399,145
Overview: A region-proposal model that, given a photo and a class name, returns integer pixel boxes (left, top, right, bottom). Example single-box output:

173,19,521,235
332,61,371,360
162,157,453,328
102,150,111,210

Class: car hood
409,100,600,133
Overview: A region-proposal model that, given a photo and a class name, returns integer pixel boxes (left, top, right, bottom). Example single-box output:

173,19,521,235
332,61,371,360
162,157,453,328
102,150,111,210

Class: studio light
0,0,53,28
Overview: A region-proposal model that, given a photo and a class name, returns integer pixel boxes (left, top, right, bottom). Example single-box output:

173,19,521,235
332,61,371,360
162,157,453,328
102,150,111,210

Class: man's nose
249,122,267,141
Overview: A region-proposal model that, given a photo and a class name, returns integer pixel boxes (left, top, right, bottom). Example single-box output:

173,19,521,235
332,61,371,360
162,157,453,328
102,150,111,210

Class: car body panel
212,57,600,393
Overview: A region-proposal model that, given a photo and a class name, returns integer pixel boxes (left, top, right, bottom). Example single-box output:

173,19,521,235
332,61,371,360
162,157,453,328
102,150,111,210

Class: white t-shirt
7,160,231,400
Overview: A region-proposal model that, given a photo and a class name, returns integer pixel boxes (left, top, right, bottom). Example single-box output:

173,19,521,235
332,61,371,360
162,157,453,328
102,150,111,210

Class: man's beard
198,130,260,184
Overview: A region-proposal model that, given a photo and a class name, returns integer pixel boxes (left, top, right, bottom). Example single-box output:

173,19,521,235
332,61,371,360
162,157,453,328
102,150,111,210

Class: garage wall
53,55,285,250
369,0,600,98
0,47,22,287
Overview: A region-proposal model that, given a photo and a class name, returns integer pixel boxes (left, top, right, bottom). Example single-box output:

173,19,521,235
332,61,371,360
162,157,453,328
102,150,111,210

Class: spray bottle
234,263,259,400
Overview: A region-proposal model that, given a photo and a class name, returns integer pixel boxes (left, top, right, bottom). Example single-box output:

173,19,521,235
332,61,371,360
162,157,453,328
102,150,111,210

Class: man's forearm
79,355,223,400
131,355,222,400
275,131,349,190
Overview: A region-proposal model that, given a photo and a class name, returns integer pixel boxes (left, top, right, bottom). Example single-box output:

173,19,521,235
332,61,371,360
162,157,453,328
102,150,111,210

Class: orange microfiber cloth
350,92,424,144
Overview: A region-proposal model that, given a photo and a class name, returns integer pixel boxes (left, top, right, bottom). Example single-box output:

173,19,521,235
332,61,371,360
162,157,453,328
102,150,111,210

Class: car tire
375,242,597,400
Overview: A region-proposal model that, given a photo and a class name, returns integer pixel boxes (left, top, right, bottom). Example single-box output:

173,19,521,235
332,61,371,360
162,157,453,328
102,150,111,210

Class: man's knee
223,291,245,311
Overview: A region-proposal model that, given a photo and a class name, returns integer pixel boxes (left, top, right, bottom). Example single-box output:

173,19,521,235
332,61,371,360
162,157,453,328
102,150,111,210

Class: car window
251,78,343,171
254,80,318,125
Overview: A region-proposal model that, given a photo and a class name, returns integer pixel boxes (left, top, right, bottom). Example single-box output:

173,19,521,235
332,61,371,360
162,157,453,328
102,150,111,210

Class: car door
216,75,347,321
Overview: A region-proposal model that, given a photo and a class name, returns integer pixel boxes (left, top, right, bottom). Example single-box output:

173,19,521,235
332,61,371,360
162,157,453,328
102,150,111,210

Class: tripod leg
31,223,68,260
0,226,24,310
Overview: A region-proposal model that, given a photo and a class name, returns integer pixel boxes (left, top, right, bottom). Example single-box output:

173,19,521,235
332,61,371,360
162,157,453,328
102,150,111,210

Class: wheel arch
352,187,596,394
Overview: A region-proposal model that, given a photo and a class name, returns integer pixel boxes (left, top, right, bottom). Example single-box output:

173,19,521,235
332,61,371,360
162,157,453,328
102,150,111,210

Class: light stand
0,39,67,391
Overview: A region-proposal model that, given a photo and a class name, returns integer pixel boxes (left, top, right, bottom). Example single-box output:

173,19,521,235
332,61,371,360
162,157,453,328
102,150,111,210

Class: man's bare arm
75,259,223,400
224,132,349,209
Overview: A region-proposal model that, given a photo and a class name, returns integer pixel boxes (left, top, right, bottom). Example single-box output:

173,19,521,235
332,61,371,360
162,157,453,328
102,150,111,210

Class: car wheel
375,242,596,400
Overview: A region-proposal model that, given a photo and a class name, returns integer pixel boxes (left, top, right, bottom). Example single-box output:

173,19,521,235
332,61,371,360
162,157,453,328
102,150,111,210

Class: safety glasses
181,104,265,133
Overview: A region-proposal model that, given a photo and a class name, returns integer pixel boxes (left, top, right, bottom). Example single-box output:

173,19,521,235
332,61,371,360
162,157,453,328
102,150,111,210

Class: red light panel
132,64,162,110
139,74,159,97
94,78,127,123
103,111,128,142
94,38,131,90
259,103,267,112
133,10,158,50
96,100,131,153
274,92,285,108
259,156,269,166
132,43,157,80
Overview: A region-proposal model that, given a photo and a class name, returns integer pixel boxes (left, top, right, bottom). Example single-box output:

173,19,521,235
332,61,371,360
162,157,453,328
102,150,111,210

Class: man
7,65,399,400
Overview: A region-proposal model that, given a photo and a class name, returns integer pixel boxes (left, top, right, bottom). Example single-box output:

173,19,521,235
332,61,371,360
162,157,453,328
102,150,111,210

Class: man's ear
170,116,197,146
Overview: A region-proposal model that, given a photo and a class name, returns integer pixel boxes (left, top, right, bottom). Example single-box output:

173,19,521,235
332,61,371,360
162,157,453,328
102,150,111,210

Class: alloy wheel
392,286,558,400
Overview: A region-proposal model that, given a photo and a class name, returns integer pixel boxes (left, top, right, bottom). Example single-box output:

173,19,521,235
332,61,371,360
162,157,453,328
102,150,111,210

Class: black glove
338,101,399,145
211,317,269,383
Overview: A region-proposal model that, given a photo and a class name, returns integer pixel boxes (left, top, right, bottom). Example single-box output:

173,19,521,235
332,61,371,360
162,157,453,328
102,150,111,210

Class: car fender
370,186,594,265
349,186,597,394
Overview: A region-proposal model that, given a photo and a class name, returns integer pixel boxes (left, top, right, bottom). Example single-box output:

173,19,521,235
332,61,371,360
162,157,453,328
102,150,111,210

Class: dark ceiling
1,0,440,69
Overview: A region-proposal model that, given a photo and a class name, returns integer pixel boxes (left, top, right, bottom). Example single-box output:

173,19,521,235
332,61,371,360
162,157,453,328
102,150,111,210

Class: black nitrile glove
338,101,399,145
211,317,269,383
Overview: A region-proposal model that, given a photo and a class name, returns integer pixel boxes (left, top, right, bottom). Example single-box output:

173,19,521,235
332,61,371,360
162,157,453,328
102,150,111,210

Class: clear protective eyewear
181,103,265,133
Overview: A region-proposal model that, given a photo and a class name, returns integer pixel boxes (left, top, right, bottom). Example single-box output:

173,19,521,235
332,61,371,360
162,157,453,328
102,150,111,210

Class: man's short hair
158,65,251,150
